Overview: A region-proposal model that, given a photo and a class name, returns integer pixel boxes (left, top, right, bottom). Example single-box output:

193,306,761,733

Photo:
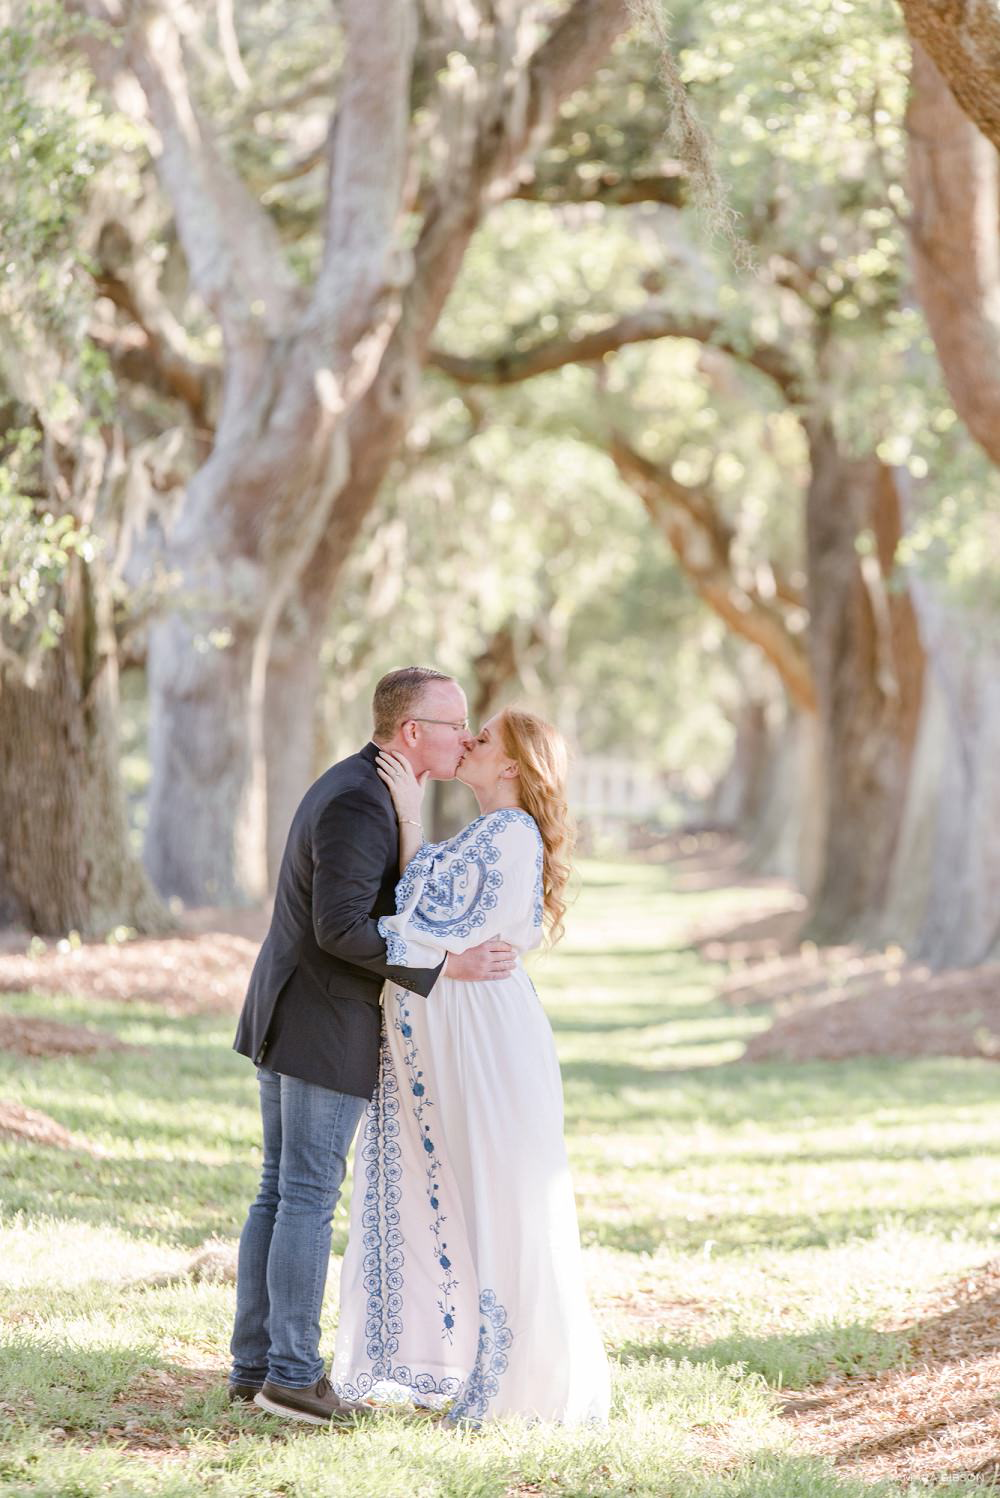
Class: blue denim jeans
229,1066,367,1389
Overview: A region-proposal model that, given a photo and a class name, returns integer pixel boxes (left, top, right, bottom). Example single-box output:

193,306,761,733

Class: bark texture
899,1,1000,151
803,430,925,941
883,599,1000,965
262,598,326,890
0,556,166,936
906,43,1000,467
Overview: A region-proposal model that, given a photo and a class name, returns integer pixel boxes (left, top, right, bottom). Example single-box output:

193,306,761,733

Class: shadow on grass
549,1000,734,1036
0,1140,257,1246
729,1140,1000,1169
562,1056,1000,1129
617,1319,908,1389
580,1194,1000,1257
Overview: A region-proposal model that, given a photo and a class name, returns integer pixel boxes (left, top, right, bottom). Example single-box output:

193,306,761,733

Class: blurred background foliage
1,0,999,958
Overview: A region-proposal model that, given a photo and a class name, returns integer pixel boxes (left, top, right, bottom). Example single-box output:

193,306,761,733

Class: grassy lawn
2,859,999,1497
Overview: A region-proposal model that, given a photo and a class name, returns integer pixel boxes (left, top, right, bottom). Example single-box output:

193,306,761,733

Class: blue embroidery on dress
382,926,408,965
335,1031,461,1406
385,809,542,944
346,813,530,1410
446,1287,514,1425
391,988,460,1343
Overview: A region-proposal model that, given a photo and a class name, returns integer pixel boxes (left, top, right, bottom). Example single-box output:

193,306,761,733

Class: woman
332,708,610,1425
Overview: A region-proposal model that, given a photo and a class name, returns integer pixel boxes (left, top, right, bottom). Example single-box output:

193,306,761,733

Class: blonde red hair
497,707,574,945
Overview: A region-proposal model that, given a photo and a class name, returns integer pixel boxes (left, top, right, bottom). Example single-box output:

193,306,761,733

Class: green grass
2,859,999,1496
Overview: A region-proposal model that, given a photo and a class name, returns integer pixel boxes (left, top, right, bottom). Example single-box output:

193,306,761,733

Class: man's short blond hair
372,666,454,741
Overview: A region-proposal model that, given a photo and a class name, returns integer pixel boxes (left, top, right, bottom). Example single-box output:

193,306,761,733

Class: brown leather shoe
254,1374,365,1424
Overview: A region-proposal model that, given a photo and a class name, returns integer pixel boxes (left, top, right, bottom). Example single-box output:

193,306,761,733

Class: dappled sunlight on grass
2,858,998,1494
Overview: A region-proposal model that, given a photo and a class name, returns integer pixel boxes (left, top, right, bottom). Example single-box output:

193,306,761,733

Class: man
229,666,515,1424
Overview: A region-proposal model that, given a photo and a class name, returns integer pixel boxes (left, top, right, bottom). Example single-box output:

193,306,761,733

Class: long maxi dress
332,808,610,1425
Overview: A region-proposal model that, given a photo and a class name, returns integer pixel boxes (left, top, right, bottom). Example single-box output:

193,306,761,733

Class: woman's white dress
332,808,610,1425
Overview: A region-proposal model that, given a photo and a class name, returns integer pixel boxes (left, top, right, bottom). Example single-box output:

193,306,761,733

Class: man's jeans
230,1066,367,1389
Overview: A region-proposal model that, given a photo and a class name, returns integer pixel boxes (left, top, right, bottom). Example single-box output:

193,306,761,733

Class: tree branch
301,0,639,607
310,0,416,347
610,432,816,712
906,42,1000,466
486,0,633,194
511,164,687,208
428,301,805,403
91,264,219,427
216,0,250,93
898,0,1000,151
68,0,299,337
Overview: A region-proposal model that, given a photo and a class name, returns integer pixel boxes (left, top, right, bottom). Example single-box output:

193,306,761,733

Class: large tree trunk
745,710,824,896
263,599,326,889
906,44,1000,469
899,4,1000,156
144,336,356,904
882,600,1000,966
708,699,772,832
803,427,925,942
0,557,167,936
144,607,258,904
711,702,823,896
111,0,630,906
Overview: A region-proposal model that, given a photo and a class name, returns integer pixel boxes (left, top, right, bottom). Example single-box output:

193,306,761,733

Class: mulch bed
0,1100,104,1154
742,963,1000,1064
0,909,267,1017
0,1014,133,1060
783,1261,1000,1485
673,836,1000,1065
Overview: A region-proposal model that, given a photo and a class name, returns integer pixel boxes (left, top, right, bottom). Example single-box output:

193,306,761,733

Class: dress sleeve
377,809,544,970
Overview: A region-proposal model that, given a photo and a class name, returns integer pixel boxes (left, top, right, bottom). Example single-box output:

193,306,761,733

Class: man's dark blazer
233,742,443,1098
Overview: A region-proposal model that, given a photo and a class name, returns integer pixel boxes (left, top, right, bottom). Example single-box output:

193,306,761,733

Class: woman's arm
396,815,424,872
375,750,427,872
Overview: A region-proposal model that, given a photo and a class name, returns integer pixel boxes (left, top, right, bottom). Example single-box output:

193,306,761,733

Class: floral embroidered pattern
335,1033,461,1406
446,1288,514,1425
391,988,460,1343
359,1033,402,1374
382,927,408,965
380,809,542,948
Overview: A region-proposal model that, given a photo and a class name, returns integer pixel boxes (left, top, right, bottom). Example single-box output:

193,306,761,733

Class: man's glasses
406,717,470,732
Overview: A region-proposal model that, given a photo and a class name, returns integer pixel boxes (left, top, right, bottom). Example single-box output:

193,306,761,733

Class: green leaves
0,426,99,659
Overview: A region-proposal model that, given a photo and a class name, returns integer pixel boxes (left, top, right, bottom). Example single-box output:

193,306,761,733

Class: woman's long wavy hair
497,707,574,946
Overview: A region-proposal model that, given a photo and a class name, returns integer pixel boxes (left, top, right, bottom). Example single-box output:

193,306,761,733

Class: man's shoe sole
253,1390,333,1424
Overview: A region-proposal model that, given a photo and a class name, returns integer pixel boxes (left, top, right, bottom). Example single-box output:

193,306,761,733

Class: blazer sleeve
311,788,444,996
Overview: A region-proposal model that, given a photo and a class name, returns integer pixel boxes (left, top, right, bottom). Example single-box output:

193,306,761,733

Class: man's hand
445,937,517,981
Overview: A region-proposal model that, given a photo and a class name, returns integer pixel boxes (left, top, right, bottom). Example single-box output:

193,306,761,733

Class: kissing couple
229,666,610,1427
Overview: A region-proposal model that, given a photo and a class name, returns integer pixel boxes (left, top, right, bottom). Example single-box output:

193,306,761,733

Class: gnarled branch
69,0,299,337
92,264,219,428
511,164,687,207
429,301,805,403
610,432,816,712
311,0,416,346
